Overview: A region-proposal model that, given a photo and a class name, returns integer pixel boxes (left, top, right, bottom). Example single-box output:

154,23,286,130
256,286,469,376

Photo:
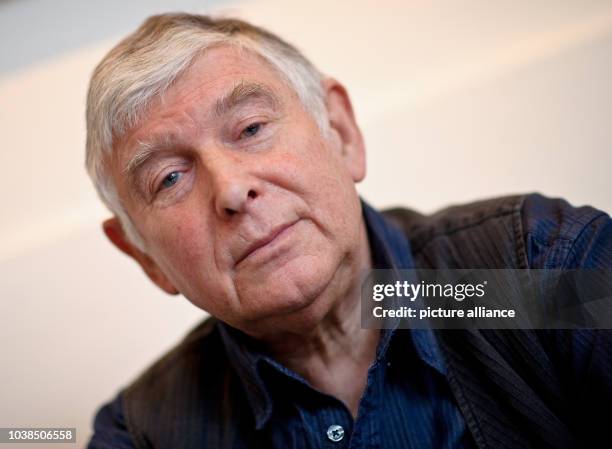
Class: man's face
108,45,367,337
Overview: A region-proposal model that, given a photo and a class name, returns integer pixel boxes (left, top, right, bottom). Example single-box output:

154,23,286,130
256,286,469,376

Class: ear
323,78,366,182
102,217,180,295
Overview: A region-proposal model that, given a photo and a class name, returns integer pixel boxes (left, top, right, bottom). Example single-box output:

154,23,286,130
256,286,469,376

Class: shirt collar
216,323,272,429
361,200,446,375
217,198,446,430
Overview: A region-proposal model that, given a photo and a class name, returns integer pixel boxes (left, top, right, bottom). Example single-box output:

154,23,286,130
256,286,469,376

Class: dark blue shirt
88,201,476,448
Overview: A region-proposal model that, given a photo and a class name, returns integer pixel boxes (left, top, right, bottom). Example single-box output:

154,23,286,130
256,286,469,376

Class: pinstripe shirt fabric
87,193,612,449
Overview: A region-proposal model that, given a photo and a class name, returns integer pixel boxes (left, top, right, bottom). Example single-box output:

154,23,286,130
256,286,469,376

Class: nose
208,155,259,219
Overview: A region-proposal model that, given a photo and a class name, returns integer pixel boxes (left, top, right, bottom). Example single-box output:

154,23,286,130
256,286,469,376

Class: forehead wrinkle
214,80,281,117
121,80,281,188
121,98,201,175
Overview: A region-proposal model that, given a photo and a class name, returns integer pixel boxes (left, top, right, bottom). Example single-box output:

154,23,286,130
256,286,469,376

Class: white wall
1,1,611,447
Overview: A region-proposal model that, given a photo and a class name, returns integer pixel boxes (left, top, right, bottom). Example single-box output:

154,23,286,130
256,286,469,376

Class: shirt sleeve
87,393,136,449
525,196,612,446
521,193,612,269
563,212,612,269
566,211,612,445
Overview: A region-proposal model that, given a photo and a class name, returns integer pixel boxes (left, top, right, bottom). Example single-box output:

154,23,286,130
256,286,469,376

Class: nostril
248,190,257,199
225,208,236,216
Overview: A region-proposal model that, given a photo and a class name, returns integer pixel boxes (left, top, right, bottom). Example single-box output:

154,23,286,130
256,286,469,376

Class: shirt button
327,424,345,442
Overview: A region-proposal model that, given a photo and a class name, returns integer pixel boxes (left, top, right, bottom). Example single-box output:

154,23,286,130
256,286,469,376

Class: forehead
140,45,291,125
158,45,289,108
112,45,294,162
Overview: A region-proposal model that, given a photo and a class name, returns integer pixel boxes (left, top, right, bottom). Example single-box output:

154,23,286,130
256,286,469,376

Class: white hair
85,14,329,251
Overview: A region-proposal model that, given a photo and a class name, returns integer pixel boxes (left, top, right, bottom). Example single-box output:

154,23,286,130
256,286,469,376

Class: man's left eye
240,123,262,139
161,171,183,189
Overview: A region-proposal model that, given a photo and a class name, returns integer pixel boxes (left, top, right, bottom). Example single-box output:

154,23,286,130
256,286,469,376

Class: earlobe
102,217,180,296
323,78,366,183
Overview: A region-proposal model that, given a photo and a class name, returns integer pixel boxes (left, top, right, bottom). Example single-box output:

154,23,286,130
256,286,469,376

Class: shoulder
381,192,611,269
520,193,611,268
118,316,239,448
89,316,238,449
88,394,134,449
381,193,612,443
123,315,224,402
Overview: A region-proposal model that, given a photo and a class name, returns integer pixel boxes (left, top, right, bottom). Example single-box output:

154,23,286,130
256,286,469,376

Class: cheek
300,142,360,216
150,219,240,315
271,132,352,197
273,133,360,227
145,213,217,284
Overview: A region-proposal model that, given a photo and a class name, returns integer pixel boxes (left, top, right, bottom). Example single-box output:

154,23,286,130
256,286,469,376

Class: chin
235,254,338,329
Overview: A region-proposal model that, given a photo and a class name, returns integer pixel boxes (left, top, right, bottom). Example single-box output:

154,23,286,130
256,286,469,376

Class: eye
160,171,183,190
240,122,262,139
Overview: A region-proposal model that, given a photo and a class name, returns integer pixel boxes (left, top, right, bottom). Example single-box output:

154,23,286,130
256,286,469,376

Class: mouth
235,220,299,267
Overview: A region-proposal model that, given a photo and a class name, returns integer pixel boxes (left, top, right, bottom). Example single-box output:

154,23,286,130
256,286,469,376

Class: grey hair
85,13,329,251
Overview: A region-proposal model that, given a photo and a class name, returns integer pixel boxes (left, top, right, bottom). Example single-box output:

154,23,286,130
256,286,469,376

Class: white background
1,1,611,447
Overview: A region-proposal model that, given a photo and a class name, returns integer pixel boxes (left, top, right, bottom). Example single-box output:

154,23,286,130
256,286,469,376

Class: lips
235,220,298,266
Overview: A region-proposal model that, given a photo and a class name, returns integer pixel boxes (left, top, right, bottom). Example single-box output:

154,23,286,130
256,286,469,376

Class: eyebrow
122,81,281,183
215,81,280,117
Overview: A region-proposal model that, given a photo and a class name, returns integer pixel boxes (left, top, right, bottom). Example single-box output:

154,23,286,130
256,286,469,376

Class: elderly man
86,13,611,449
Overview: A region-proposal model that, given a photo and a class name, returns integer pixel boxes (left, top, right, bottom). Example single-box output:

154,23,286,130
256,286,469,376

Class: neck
262,219,379,418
